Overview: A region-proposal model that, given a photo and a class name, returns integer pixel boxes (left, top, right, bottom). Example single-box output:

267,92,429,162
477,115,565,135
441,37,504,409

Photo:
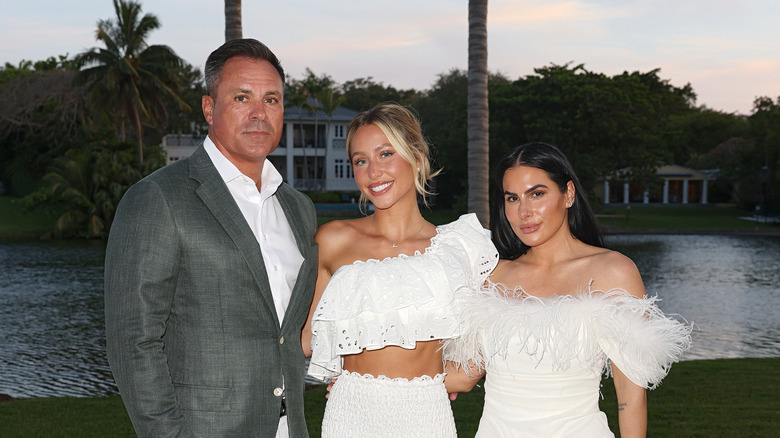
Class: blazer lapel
276,184,316,331
188,145,280,327
276,184,309,256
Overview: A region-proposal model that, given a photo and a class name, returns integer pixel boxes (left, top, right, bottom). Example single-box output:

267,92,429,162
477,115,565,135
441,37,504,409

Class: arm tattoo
618,402,628,412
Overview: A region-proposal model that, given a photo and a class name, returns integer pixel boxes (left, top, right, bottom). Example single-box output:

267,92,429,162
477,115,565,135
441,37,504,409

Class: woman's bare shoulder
588,249,645,298
315,218,375,274
487,257,527,287
316,217,369,248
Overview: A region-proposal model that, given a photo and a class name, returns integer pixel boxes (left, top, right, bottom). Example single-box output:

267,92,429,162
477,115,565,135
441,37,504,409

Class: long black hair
490,142,604,260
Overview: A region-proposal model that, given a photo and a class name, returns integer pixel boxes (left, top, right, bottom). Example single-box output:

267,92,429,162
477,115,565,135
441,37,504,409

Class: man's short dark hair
204,38,285,96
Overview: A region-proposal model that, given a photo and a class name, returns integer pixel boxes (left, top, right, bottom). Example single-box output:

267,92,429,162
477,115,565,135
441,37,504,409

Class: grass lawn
4,192,777,238
1,358,777,437
0,196,53,239
597,204,779,233
316,205,779,235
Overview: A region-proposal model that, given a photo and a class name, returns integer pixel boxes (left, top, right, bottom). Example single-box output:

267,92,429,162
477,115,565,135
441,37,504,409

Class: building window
334,159,353,179
333,125,345,138
292,123,326,148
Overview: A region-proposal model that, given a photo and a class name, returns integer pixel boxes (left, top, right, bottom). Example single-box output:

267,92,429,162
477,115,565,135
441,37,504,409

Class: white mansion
163,98,360,192
597,164,713,204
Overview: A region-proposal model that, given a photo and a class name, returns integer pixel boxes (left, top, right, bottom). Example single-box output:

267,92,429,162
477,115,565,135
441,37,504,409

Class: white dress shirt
203,137,304,325
204,137,302,437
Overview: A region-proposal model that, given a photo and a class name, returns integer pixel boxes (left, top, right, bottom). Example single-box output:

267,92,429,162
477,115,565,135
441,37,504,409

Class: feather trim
443,284,692,389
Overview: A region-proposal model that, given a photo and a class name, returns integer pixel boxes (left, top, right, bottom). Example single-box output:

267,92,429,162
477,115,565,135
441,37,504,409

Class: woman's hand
444,361,484,395
325,378,337,399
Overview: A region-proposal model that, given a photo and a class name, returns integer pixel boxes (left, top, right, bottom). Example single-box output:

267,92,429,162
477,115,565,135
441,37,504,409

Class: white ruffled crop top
307,213,499,382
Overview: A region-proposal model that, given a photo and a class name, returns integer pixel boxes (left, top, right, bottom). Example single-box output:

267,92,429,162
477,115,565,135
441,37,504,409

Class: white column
702,179,708,204
623,182,630,204
663,180,669,204
323,124,331,191
603,181,610,204
643,189,649,204
682,180,689,204
285,123,295,184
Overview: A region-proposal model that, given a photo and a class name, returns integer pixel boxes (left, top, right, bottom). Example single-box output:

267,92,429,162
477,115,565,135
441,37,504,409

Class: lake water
605,234,780,361
0,234,778,398
0,240,113,398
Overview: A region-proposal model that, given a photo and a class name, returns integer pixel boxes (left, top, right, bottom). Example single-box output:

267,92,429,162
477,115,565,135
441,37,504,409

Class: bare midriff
342,340,445,379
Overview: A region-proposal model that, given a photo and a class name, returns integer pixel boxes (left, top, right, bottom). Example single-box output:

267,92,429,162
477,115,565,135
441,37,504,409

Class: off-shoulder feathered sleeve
591,290,692,389
443,286,692,389
308,213,498,382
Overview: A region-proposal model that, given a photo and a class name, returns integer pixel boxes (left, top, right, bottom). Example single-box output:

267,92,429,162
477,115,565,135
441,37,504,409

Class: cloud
491,0,632,24
0,17,95,62
4,0,777,114
677,58,780,113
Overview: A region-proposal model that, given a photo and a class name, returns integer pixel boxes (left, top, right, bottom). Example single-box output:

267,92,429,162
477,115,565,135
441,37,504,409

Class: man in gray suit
105,39,317,437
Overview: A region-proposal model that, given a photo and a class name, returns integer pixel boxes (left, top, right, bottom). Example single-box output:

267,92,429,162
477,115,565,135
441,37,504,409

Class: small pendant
392,243,398,248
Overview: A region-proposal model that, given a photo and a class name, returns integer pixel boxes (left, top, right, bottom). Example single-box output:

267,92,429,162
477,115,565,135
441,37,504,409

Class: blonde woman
302,104,497,437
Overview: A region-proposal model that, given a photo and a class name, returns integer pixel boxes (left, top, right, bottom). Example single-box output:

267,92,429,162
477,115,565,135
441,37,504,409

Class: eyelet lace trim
308,213,499,381
341,370,446,385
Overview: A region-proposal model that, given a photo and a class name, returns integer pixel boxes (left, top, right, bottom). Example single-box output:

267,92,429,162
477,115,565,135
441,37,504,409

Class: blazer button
279,336,285,344
273,387,284,397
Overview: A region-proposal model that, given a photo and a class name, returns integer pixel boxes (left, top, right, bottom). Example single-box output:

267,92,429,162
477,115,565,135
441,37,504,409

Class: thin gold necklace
389,220,425,248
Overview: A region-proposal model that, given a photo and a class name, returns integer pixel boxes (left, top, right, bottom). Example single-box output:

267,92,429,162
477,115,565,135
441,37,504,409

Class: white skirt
321,371,457,438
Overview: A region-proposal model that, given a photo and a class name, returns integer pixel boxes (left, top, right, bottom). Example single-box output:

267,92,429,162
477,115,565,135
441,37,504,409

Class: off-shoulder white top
308,213,499,382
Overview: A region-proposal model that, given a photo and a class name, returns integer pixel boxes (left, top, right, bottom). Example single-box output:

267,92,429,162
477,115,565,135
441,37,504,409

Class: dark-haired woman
444,142,691,437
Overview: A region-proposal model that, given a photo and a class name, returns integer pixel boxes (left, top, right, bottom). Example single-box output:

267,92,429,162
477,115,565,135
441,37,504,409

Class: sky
2,0,779,115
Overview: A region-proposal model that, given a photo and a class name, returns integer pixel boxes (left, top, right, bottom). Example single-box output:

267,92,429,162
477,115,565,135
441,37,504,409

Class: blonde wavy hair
346,103,440,207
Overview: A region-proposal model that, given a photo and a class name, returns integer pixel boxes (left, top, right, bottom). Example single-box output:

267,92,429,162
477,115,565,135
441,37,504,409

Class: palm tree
300,70,338,190
467,0,490,226
317,87,347,189
316,88,347,122
74,0,189,169
44,149,100,236
285,79,313,188
224,0,242,41
43,142,142,238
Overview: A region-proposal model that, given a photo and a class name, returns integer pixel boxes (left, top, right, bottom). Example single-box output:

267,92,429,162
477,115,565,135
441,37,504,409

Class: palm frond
74,0,187,168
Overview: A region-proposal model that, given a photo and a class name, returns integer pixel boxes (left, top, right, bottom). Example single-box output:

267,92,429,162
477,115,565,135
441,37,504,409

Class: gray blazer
105,145,317,437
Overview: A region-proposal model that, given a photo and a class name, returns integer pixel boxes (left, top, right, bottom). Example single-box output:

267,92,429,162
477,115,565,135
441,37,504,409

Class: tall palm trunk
225,0,242,41
314,108,320,190
297,108,308,188
131,104,144,170
467,0,490,226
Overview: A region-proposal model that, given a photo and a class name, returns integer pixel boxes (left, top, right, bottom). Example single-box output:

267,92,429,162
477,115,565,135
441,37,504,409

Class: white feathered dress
443,282,692,438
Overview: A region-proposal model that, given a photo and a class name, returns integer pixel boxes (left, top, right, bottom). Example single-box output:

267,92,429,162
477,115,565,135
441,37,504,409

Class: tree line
1,1,778,238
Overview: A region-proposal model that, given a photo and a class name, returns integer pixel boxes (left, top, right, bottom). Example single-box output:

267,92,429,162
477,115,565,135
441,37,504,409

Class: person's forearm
107,336,189,437
617,393,647,438
105,181,188,437
443,362,483,393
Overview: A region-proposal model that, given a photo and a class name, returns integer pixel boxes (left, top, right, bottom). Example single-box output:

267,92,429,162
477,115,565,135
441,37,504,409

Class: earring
567,202,573,208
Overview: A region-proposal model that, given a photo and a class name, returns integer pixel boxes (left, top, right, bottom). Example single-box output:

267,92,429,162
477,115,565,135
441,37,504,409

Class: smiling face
349,124,417,210
502,165,575,248
201,56,284,178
